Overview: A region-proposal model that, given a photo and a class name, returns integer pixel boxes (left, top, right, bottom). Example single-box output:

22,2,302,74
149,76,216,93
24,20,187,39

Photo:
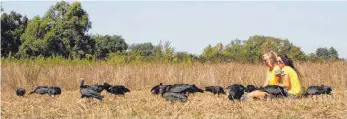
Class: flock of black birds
15,81,333,102
15,80,130,101
150,83,333,102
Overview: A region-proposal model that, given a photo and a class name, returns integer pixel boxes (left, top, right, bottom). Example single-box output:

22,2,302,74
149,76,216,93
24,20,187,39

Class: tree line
1,1,342,64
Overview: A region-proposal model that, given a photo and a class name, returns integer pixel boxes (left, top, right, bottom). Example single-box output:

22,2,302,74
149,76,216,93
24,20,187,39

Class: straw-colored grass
1,62,347,118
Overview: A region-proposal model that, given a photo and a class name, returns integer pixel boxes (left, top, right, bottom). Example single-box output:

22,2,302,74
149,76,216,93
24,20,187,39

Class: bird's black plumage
162,91,188,102
83,82,111,93
226,84,246,100
168,84,192,94
245,85,257,93
80,80,104,101
29,86,49,95
186,84,204,95
106,85,130,98
151,83,170,95
16,88,26,96
168,84,203,95
47,86,62,97
259,85,286,97
205,86,226,95
303,85,332,97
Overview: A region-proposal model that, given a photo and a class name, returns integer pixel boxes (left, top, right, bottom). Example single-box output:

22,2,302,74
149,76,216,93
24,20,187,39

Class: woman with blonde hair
245,51,282,99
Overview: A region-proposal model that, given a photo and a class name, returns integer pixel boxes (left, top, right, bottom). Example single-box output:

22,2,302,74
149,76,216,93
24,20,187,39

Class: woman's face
263,59,270,67
277,57,285,68
263,55,273,68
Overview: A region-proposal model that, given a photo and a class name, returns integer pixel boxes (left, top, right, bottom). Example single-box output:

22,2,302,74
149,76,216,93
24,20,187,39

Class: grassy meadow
1,60,347,119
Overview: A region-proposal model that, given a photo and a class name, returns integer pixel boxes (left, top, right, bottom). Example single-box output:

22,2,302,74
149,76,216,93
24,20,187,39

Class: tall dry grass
1,61,347,118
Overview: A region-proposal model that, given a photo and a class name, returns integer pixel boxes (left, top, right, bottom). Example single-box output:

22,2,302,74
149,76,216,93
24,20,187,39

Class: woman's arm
278,74,290,88
263,79,269,87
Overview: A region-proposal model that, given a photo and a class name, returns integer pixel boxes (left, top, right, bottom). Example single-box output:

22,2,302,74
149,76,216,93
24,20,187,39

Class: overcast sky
3,1,347,58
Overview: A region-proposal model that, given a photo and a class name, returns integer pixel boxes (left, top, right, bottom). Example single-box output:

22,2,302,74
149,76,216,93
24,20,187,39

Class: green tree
94,35,128,59
19,16,49,57
1,11,28,57
129,43,154,56
173,52,193,63
328,47,339,60
201,44,215,60
19,1,93,58
163,41,175,62
316,47,330,59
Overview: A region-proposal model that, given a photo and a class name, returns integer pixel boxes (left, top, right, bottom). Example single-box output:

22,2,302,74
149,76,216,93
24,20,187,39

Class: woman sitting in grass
245,51,282,99
275,55,303,98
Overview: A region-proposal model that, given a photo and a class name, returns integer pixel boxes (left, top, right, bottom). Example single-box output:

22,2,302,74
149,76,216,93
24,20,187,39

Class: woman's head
277,55,302,78
263,51,278,68
276,55,294,69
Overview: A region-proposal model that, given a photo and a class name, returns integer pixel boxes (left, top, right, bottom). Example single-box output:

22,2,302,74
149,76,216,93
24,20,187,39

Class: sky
3,1,347,58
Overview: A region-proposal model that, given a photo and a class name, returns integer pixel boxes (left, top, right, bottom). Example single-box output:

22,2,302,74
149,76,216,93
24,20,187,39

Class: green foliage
1,11,28,57
328,47,339,60
94,34,128,59
129,42,154,56
19,1,93,59
312,47,339,61
201,35,308,63
173,52,193,64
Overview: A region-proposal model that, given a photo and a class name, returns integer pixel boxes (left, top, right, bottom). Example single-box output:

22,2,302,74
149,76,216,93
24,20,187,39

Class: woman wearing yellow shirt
276,55,303,97
246,51,281,99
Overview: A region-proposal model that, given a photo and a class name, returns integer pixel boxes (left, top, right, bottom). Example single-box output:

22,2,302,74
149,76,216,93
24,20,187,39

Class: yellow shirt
281,66,302,96
266,65,281,85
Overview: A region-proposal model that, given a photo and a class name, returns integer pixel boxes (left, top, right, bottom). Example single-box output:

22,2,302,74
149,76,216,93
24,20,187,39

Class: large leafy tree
19,1,93,58
1,11,28,57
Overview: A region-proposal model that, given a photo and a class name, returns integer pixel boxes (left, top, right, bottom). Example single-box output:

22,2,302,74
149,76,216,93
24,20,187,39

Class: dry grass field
1,61,347,119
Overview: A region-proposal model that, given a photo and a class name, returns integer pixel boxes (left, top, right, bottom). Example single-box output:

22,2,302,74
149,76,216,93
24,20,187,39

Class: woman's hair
263,51,278,65
279,55,302,77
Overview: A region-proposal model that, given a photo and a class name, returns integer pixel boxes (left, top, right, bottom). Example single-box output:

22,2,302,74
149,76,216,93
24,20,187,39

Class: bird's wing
165,92,187,99
169,85,191,93
82,88,102,97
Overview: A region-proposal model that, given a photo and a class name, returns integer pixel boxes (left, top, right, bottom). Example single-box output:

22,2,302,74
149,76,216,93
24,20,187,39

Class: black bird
29,86,49,95
186,84,204,95
80,80,104,101
151,83,169,95
47,86,62,97
205,86,226,96
245,85,257,93
259,85,286,98
168,84,203,95
321,85,332,94
151,83,173,95
84,82,111,93
16,88,26,96
226,84,245,90
106,85,130,98
303,85,332,97
168,84,192,94
226,84,246,100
